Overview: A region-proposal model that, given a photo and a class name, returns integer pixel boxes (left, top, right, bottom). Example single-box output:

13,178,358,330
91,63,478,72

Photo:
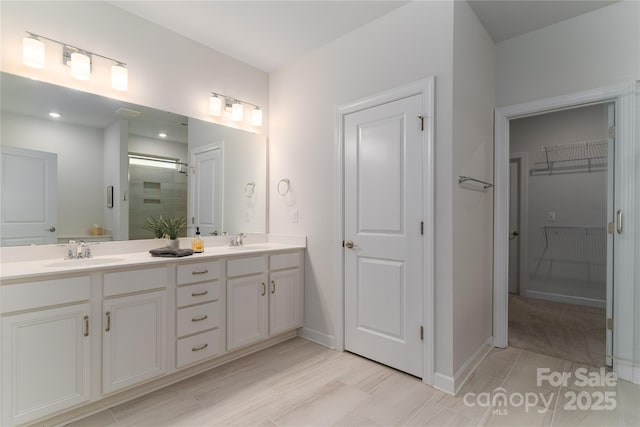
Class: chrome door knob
345,240,356,249
48,227,56,232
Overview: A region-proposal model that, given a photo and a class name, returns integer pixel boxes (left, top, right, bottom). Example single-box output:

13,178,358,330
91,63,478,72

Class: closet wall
510,104,608,307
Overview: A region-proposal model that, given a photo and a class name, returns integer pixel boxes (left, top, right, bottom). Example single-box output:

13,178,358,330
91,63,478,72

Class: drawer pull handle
261,282,266,296
84,315,89,337
192,314,208,322
105,311,111,332
271,280,276,294
192,269,209,275
191,290,209,297
192,343,208,352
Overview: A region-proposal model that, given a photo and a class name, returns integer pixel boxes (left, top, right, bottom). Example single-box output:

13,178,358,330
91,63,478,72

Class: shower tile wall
129,164,188,240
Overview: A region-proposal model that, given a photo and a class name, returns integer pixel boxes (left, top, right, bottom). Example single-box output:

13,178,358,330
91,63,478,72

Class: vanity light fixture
22,35,45,68
231,100,244,122
209,93,223,116
251,107,263,127
48,112,61,118
208,91,262,126
22,31,129,91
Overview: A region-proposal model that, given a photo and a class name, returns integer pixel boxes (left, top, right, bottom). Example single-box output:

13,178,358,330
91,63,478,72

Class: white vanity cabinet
0,276,91,427
226,251,304,351
226,256,269,351
102,267,168,394
175,261,224,368
268,252,304,335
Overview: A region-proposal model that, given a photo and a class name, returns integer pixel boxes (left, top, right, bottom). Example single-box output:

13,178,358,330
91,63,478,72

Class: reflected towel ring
277,178,290,196
245,182,256,198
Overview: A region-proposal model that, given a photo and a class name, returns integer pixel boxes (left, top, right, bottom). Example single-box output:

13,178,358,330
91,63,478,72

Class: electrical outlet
547,211,556,222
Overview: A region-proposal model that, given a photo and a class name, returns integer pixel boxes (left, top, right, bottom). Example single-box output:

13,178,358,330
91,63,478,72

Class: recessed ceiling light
49,112,61,118
158,133,167,138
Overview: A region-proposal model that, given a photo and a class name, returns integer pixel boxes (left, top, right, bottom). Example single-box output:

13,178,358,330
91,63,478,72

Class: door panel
344,94,423,377
1,146,57,245
508,159,520,294
190,145,222,236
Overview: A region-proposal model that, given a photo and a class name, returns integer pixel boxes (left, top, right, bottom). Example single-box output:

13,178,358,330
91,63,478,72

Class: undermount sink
44,257,126,268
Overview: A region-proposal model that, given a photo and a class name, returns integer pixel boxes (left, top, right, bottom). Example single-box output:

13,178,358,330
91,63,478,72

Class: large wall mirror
0,72,267,246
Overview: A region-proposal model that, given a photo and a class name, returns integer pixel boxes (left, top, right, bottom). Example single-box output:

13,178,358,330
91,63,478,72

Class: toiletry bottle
192,226,204,253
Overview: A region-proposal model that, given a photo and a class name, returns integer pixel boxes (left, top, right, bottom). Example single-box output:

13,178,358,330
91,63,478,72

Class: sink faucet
229,233,246,247
64,240,94,259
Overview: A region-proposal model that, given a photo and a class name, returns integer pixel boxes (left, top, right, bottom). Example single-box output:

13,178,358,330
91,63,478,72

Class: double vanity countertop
0,236,306,282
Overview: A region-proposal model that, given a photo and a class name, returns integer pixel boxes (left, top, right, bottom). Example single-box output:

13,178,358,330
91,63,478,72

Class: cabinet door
1,303,91,426
226,273,268,351
269,269,303,335
102,291,167,394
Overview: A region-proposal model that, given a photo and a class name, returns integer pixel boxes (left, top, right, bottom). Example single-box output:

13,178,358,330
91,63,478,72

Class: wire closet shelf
530,139,608,175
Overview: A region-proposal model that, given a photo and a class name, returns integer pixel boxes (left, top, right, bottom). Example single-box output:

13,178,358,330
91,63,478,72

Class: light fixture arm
26,31,126,66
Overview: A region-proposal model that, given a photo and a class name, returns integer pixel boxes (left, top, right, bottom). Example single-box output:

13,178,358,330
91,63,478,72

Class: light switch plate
290,209,299,223
547,211,556,221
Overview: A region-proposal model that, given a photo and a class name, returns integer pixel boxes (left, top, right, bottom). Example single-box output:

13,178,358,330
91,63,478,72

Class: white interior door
190,144,222,236
1,146,57,245
508,159,520,294
605,102,614,367
344,94,424,377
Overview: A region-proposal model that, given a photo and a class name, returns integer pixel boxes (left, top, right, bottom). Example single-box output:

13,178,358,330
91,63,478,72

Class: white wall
0,111,104,237
450,0,496,376
495,1,640,107
270,0,494,385
0,1,268,133
511,104,608,304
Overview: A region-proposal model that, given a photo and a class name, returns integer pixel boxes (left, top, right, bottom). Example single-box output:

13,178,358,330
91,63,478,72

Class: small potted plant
142,215,187,249
159,216,187,249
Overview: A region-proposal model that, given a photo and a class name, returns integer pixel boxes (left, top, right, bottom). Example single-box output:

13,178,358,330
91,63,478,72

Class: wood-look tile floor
68,338,640,427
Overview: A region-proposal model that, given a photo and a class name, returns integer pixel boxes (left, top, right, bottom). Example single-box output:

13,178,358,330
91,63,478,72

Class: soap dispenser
192,226,204,253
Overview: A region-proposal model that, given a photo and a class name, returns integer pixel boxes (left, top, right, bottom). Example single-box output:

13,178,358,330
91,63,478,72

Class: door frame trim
493,82,637,382
335,77,435,385
508,152,528,297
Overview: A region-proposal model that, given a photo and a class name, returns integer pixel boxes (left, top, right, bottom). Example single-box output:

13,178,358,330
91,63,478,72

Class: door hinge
420,221,424,236
607,318,613,331
418,115,424,131
420,325,424,340
608,126,615,139
342,240,345,248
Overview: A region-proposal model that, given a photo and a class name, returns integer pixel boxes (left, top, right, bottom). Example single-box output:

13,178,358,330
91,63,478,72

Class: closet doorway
506,103,613,368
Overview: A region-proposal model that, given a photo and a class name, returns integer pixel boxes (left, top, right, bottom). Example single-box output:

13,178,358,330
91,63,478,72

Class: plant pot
168,239,179,250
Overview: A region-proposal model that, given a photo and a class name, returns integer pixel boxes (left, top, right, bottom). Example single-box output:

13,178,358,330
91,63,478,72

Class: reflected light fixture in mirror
22,36,45,68
111,64,128,91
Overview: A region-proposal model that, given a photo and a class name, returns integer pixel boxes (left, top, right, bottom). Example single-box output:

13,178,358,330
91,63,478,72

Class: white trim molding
433,337,493,395
335,77,435,385
493,82,637,384
298,327,336,349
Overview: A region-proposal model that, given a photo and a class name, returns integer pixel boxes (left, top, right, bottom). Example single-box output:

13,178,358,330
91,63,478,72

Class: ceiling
110,0,620,72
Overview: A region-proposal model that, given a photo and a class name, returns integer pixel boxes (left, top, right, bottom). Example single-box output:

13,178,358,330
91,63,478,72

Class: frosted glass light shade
209,95,222,116
23,37,45,68
231,102,244,122
111,64,128,91
70,52,91,80
251,108,262,126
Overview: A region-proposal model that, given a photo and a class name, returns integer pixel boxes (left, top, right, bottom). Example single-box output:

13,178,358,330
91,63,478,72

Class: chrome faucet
64,240,93,259
229,233,246,247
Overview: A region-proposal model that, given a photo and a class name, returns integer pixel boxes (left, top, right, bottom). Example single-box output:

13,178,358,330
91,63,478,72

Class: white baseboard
432,337,493,396
525,290,605,308
298,327,336,349
614,358,640,385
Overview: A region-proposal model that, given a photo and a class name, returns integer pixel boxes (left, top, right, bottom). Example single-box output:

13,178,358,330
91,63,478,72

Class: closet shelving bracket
530,139,608,175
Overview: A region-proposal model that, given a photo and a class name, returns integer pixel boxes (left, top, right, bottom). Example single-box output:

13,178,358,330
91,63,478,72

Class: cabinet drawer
227,256,265,277
104,267,167,297
1,276,90,314
176,329,222,368
177,261,221,285
270,252,301,270
176,301,221,337
176,281,220,308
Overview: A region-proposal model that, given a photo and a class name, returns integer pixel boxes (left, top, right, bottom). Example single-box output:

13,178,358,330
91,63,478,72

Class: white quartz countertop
0,240,305,282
